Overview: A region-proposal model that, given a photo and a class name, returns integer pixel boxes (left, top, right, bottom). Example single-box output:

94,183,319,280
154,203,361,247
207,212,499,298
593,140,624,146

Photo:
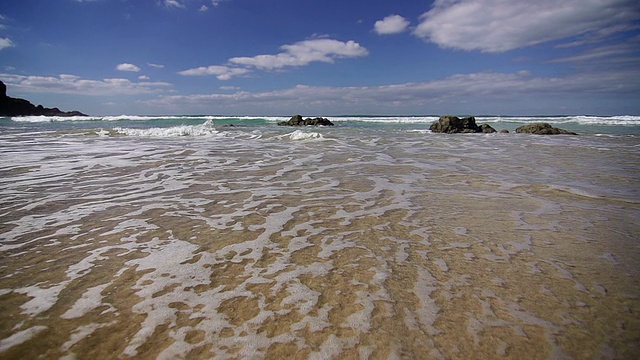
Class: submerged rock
278,114,334,126
515,123,577,135
0,80,87,117
430,115,496,133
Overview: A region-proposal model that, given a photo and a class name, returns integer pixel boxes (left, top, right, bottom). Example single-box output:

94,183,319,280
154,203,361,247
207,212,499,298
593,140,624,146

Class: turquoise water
2,114,640,135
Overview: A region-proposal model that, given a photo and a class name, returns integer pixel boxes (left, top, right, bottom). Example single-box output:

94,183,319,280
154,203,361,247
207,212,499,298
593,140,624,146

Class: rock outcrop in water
278,114,334,126
430,116,496,133
515,123,577,135
0,80,87,117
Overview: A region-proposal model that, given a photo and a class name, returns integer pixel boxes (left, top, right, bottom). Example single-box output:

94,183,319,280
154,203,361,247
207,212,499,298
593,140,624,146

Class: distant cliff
0,81,87,117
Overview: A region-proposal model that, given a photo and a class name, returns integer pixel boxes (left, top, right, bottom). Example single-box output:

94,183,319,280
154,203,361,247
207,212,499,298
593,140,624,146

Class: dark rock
500,129,510,133
430,115,496,134
278,114,334,126
480,123,497,133
0,80,87,117
515,123,577,135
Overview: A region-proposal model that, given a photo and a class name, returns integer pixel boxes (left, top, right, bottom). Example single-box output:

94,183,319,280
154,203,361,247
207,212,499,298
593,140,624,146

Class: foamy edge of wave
113,120,221,137
8,114,640,126
480,115,640,126
280,130,325,141
10,115,289,123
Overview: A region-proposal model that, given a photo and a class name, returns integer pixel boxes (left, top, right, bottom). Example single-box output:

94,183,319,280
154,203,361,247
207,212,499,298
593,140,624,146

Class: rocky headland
278,115,334,126
0,80,87,117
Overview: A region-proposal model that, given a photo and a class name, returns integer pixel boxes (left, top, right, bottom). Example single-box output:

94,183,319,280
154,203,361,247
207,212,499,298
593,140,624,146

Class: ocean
1,115,639,359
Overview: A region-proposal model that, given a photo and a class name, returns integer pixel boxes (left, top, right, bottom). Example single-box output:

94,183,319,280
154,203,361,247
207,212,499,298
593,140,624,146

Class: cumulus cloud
0,37,14,50
178,65,251,80
374,15,410,35
199,5,209,12
413,0,640,52
138,75,150,80
1,73,171,96
229,39,369,70
116,63,141,72
178,38,368,80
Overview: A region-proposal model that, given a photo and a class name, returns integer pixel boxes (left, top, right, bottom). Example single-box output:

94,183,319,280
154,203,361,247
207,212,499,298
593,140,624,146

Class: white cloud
413,0,640,52
148,63,165,69
374,15,410,35
162,0,185,9
178,65,251,80
138,75,150,80
0,37,14,50
1,73,172,96
229,39,368,70
199,5,209,12
116,63,141,72
178,38,368,80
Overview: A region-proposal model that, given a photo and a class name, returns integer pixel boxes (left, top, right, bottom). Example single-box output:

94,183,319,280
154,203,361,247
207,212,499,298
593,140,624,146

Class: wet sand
1,130,639,359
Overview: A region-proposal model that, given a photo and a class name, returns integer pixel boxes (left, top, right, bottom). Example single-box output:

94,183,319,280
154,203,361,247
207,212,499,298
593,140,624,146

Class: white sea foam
113,119,221,137
1,116,638,359
329,116,440,123
61,283,111,319
479,115,640,126
8,114,640,127
0,326,48,353
10,115,288,123
281,129,325,141
10,115,92,122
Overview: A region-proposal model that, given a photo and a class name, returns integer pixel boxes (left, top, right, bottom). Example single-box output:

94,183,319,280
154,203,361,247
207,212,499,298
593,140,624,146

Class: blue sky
1,0,639,116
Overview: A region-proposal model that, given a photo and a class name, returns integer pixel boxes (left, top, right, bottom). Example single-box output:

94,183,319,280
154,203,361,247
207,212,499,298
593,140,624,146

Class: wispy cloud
148,63,165,69
161,0,186,9
1,73,172,96
219,85,240,91
374,15,410,35
160,0,222,10
116,63,141,72
413,0,640,53
548,35,640,69
145,68,640,113
178,65,251,80
0,37,14,50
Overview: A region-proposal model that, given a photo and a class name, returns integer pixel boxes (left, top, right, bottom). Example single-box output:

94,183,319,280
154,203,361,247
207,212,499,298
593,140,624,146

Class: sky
0,0,639,116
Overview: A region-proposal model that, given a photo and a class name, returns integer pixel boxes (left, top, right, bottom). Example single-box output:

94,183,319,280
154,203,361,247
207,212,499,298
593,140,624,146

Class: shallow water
1,120,639,359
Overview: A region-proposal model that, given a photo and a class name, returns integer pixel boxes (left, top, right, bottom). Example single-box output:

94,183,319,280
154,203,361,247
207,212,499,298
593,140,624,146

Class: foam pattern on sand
1,129,639,359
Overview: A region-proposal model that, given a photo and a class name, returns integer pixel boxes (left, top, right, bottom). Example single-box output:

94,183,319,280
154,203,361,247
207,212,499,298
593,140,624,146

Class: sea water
0,115,639,359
